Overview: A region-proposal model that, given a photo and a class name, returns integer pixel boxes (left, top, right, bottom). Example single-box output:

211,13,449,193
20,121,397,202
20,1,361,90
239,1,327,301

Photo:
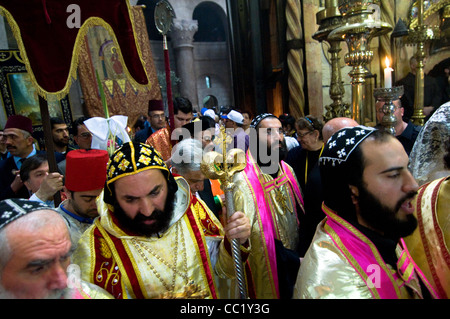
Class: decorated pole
201,126,248,299
155,1,175,134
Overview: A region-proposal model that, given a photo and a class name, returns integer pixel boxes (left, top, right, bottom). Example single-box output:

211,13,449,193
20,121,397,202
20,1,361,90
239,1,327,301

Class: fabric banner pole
38,95,61,206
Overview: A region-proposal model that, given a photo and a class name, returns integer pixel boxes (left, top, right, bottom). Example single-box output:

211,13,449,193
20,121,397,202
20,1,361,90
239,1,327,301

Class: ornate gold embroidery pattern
191,202,218,235
195,202,207,220
99,238,112,258
95,260,120,286
96,238,120,286
114,151,124,163
138,154,151,165
107,165,116,178
118,158,130,171
272,183,293,215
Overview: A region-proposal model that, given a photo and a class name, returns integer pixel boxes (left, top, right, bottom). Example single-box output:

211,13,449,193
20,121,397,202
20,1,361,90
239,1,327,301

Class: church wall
167,0,227,20
150,38,233,110
303,0,324,119
194,41,233,108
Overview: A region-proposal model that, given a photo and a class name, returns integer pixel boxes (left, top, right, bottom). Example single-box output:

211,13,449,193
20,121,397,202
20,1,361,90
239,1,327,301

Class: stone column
302,0,323,119
170,19,199,110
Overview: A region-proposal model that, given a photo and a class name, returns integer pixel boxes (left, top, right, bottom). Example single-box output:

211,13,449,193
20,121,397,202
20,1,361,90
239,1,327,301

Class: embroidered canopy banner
78,6,161,130
0,0,150,99
0,50,73,149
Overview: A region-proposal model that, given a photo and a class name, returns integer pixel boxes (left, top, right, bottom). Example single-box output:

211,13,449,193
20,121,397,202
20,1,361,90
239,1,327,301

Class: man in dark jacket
395,56,443,122
0,115,42,200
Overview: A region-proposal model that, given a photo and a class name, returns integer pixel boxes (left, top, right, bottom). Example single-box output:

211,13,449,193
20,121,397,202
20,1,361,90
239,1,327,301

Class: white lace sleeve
409,102,450,185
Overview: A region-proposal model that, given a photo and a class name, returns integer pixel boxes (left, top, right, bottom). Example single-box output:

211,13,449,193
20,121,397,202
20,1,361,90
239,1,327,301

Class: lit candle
384,56,393,88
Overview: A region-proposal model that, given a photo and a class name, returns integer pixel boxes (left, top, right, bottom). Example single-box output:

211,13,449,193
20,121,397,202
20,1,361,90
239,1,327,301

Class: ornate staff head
200,125,248,299
200,126,246,189
155,0,175,37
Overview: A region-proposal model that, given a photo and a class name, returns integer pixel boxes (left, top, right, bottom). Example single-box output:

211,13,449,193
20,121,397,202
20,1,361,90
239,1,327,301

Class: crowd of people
0,93,448,300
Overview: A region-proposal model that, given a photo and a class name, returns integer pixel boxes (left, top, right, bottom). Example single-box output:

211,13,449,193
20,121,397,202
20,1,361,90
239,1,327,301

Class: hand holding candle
384,56,393,88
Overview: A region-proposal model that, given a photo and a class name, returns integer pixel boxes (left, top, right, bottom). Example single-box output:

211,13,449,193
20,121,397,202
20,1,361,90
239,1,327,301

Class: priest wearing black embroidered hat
293,126,436,299
72,141,251,299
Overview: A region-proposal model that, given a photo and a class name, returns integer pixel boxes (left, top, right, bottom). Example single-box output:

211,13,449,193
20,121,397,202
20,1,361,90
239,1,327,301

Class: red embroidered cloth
0,0,148,94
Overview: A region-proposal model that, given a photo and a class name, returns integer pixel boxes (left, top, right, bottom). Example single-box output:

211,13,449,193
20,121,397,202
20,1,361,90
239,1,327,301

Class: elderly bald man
322,117,359,142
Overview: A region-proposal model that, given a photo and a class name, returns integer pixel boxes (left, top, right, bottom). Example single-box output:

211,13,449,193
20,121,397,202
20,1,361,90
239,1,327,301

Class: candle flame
385,56,391,68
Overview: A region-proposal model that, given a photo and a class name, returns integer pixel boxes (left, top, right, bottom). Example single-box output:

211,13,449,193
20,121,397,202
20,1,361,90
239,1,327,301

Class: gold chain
131,222,190,293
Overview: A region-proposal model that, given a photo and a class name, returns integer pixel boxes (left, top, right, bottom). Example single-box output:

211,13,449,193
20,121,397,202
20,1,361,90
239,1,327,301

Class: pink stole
281,161,304,208
243,150,303,298
323,204,405,299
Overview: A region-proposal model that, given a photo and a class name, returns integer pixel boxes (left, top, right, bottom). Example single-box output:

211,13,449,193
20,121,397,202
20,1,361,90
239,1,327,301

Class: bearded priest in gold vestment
232,114,304,299
72,142,251,299
293,127,437,299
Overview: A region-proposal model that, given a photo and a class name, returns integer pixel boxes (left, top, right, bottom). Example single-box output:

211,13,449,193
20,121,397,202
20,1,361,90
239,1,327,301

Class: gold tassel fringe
0,2,151,101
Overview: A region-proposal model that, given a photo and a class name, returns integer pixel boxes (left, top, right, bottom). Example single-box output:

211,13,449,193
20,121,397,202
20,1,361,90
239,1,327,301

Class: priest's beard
276,138,288,162
256,138,288,176
55,140,68,148
112,187,176,237
356,184,418,240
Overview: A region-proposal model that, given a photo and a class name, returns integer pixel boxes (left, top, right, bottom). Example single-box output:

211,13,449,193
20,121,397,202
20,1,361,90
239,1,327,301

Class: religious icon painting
0,50,73,149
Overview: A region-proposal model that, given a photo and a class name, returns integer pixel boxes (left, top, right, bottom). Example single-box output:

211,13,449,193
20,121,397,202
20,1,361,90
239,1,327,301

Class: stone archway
202,94,219,112
192,2,233,109
193,2,227,42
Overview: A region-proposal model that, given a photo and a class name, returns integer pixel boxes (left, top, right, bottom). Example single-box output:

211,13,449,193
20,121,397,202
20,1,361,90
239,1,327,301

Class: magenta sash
323,204,403,299
244,151,279,297
281,161,304,210
243,151,304,298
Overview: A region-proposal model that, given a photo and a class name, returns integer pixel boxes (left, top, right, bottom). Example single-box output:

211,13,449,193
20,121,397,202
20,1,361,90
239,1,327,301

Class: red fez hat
65,149,109,192
148,99,164,113
4,115,33,134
